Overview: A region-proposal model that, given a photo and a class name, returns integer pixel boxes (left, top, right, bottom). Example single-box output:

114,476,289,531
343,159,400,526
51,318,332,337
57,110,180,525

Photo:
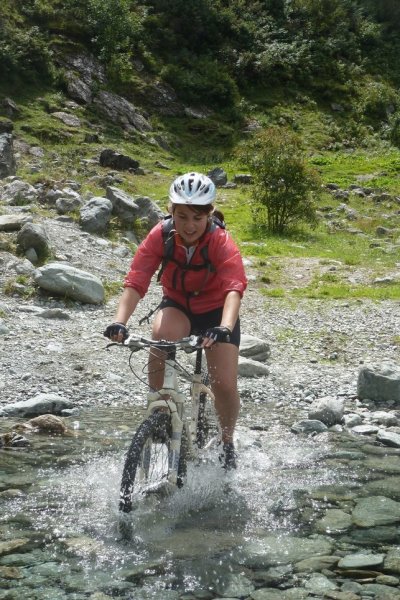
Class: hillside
1,0,400,301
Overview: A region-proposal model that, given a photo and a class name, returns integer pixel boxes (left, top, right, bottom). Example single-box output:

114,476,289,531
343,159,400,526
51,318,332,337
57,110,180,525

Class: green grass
262,281,400,301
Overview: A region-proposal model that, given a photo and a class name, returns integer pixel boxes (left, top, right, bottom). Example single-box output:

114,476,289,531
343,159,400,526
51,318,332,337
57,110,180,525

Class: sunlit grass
262,281,400,301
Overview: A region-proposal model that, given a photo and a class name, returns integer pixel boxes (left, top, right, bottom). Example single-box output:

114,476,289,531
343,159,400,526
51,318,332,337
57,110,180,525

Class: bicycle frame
133,340,215,487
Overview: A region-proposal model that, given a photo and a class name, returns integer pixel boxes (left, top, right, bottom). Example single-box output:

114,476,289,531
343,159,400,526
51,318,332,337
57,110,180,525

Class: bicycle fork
144,357,186,486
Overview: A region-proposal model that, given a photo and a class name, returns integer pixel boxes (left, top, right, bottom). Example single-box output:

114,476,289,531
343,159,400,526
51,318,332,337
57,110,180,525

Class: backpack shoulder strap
157,216,175,282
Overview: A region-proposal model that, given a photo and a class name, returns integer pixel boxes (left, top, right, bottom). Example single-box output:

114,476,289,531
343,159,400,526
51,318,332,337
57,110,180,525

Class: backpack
157,214,225,305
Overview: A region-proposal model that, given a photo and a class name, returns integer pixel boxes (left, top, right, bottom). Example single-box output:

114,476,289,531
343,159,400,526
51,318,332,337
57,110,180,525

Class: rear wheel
119,412,187,513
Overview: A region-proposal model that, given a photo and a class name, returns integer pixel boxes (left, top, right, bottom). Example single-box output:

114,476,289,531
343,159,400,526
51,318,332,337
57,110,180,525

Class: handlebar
106,334,202,353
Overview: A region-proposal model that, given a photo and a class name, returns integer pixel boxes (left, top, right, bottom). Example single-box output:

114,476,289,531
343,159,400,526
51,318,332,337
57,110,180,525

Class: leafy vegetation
1,0,400,302
237,127,321,233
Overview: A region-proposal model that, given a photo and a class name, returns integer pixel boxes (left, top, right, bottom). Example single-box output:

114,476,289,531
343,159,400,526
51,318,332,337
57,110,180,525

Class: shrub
237,127,321,234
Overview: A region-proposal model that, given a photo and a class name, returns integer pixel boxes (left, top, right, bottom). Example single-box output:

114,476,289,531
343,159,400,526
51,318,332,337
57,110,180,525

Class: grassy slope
2,70,400,302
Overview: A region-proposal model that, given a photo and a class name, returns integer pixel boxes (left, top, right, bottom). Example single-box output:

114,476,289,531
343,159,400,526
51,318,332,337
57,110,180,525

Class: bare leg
149,307,191,391
205,343,240,444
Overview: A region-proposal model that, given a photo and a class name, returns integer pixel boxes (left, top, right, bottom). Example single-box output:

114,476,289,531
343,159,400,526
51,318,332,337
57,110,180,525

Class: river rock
308,396,344,426
238,356,270,378
291,419,328,434
0,393,73,417
239,535,333,568
384,547,400,574
365,476,400,501
214,573,255,598
361,583,400,599
377,429,400,448
338,552,385,568
314,508,352,533
352,495,400,527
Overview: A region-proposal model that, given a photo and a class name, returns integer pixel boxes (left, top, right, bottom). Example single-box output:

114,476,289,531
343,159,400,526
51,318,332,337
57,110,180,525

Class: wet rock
350,424,379,435
0,565,23,579
240,535,333,568
352,496,400,527
0,393,72,417
250,589,310,599
214,573,255,598
0,539,31,557
308,396,344,426
361,583,400,598
337,552,385,568
23,414,68,434
294,555,339,573
384,547,400,574
377,429,400,448
365,476,400,501
314,509,352,534
304,573,338,593
0,432,30,448
291,419,328,434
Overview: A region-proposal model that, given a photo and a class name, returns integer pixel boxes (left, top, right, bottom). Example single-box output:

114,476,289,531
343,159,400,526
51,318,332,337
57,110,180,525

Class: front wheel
119,412,187,513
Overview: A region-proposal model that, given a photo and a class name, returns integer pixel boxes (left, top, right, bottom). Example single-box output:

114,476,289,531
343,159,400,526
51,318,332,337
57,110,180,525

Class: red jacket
124,221,247,313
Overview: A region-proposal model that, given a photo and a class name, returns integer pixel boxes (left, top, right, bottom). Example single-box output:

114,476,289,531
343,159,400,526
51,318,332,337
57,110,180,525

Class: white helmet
169,172,216,205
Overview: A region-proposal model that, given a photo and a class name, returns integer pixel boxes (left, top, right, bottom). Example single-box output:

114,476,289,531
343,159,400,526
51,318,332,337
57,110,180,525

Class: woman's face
172,205,210,246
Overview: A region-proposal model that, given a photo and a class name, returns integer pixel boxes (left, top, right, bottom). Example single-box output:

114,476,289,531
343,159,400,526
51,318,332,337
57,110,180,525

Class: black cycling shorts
158,297,240,347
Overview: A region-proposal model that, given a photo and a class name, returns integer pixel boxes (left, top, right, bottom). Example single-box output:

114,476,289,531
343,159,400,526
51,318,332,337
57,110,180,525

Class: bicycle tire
196,372,219,449
119,411,188,513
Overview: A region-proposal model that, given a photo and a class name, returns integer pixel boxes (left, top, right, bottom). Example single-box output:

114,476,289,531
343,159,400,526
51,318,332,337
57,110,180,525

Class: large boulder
16,222,51,259
33,262,104,304
358,363,400,404
99,149,139,171
79,197,113,233
106,186,164,229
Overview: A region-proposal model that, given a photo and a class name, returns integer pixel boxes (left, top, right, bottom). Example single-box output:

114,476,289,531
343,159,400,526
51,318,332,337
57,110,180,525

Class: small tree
237,127,321,234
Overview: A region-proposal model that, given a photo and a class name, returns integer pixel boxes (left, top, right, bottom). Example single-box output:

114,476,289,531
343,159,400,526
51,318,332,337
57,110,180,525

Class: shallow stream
1,404,400,599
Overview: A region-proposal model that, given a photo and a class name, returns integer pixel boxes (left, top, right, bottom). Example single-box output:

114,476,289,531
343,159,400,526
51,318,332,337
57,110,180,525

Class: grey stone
207,167,228,187
338,552,385,568
384,547,400,574
358,363,400,403
240,535,333,568
94,91,152,132
239,334,271,362
0,133,16,178
0,179,37,204
352,495,400,527
314,509,352,534
33,262,104,304
0,393,73,417
308,396,344,426
238,356,269,378
79,197,113,233
16,222,51,257
291,419,328,434
0,214,33,231
377,429,400,448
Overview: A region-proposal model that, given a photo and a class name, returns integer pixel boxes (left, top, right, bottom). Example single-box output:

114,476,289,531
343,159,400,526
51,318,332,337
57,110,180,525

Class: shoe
219,441,237,470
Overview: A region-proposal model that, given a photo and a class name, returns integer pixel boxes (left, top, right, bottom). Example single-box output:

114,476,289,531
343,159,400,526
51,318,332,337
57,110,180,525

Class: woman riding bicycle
104,172,247,469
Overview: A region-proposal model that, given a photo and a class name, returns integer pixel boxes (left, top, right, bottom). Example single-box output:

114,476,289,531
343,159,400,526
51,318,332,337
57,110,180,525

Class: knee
210,377,237,399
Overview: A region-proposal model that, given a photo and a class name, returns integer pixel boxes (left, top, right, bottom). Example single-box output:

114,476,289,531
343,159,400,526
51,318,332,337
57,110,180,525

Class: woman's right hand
103,322,129,342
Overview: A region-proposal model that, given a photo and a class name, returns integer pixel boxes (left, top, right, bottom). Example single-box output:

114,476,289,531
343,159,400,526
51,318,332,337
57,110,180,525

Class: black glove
103,322,129,340
203,326,231,344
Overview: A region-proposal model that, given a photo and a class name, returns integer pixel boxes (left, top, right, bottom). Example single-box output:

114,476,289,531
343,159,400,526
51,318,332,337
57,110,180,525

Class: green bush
237,127,321,234
162,58,239,109
0,23,54,82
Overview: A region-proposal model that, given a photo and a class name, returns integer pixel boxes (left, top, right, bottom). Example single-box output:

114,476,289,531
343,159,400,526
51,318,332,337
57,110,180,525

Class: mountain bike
113,334,220,514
